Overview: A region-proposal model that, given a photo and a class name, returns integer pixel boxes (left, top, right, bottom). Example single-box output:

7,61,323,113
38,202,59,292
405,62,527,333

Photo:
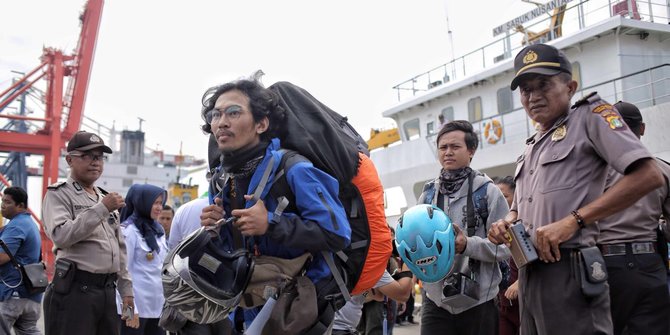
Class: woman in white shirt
119,184,168,335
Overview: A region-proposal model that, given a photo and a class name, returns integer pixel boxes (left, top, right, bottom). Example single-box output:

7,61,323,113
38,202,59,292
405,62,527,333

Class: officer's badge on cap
510,43,572,90
66,130,113,153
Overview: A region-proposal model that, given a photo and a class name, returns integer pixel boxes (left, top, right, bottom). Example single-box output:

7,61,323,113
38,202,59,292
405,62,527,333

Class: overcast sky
1,0,527,165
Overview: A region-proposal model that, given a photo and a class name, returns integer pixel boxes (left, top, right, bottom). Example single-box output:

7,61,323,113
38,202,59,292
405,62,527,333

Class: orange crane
0,0,104,276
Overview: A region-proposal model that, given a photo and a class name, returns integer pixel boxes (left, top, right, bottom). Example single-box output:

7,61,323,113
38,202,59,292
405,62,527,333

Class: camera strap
465,172,480,278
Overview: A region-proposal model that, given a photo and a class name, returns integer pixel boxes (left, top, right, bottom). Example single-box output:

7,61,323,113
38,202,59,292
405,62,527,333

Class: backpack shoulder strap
420,180,438,205
268,149,309,215
473,180,491,226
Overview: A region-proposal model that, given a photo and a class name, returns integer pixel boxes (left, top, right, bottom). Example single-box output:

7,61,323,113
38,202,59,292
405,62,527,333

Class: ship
369,0,670,223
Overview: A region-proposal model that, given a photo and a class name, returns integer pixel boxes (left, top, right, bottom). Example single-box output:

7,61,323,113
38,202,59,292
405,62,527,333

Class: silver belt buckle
631,242,654,254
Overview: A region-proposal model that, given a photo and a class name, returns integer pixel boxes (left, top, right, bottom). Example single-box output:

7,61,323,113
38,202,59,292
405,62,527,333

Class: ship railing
393,0,670,101
425,63,670,150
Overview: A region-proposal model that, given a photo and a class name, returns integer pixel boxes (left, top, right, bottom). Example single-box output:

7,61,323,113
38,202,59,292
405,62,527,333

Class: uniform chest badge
146,252,154,261
551,125,567,141
591,261,606,281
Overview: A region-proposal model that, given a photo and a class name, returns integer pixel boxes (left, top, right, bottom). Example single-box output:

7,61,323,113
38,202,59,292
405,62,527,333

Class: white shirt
167,197,209,250
332,270,395,332
117,224,168,318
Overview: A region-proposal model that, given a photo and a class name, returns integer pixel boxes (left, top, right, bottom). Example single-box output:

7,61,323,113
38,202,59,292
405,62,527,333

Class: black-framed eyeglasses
70,152,108,162
205,105,243,125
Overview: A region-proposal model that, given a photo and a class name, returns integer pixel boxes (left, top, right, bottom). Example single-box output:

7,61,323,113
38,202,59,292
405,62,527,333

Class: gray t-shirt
332,270,395,332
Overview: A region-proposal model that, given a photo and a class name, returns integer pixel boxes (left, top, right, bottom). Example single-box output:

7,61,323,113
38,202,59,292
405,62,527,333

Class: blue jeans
0,297,42,335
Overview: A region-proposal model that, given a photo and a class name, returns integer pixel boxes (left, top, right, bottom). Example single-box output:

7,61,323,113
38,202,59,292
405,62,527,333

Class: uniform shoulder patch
599,110,626,130
47,181,66,190
591,103,613,114
572,91,598,108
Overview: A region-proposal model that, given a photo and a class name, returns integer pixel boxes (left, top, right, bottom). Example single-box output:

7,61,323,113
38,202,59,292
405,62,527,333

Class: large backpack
268,81,392,300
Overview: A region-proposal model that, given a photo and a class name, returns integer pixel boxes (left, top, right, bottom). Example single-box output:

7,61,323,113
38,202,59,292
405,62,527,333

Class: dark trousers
357,300,384,335
420,295,498,335
121,317,165,335
499,305,520,335
397,294,415,322
43,275,119,335
177,319,233,335
605,252,670,335
519,251,612,335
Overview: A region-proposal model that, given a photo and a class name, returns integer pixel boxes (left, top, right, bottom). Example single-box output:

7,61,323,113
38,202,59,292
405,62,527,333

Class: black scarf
439,167,472,196
221,140,269,178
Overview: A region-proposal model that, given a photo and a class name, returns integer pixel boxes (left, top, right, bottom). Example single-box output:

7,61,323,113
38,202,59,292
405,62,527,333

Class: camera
441,272,480,308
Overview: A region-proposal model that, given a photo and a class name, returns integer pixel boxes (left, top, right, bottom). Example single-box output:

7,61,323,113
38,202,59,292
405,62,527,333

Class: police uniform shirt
41,177,133,297
598,158,670,244
511,93,652,248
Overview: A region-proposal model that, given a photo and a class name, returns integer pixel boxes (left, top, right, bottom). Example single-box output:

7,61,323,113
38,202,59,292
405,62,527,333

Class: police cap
510,43,572,90
66,130,113,153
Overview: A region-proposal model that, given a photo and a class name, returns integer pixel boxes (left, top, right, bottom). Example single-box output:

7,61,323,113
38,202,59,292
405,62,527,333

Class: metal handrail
423,63,670,148
393,0,669,101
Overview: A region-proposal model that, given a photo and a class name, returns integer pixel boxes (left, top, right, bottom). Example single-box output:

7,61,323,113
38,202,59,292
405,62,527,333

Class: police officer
487,44,664,335
597,101,670,335
42,131,135,335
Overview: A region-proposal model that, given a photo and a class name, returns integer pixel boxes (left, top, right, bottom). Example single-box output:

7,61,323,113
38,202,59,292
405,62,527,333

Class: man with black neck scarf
198,79,351,334
417,120,510,335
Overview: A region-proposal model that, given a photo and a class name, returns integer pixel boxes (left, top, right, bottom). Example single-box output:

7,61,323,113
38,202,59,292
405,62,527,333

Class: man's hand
535,216,579,262
488,219,513,247
102,192,125,212
504,280,519,300
397,302,407,315
126,314,140,329
200,198,225,227
452,224,467,254
231,195,269,236
120,296,134,320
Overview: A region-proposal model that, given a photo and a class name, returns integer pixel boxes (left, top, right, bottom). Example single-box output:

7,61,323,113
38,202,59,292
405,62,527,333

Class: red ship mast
0,0,104,276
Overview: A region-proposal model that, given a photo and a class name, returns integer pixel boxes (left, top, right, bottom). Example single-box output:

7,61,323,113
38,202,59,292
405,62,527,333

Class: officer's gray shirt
598,158,670,244
41,177,133,297
511,93,652,248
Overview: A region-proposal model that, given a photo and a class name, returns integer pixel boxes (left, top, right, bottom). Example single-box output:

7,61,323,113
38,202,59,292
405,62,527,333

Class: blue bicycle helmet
395,204,455,283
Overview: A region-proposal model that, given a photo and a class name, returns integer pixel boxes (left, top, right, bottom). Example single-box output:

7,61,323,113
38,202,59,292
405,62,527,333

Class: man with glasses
42,130,135,335
196,79,351,334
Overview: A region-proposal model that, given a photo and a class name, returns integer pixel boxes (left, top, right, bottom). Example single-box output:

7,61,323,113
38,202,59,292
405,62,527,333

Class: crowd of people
0,43,668,335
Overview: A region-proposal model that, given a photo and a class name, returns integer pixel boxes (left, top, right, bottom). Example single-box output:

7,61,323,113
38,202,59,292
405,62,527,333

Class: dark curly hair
200,79,285,142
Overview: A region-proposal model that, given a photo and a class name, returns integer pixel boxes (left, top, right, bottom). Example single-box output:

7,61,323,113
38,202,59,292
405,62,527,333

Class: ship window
126,166,138,175
427,121,435,135
468,97,483,122
122,178,133,187
497,88,513,114
438,106,454,130
403,118,420,140
571,62,582,87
